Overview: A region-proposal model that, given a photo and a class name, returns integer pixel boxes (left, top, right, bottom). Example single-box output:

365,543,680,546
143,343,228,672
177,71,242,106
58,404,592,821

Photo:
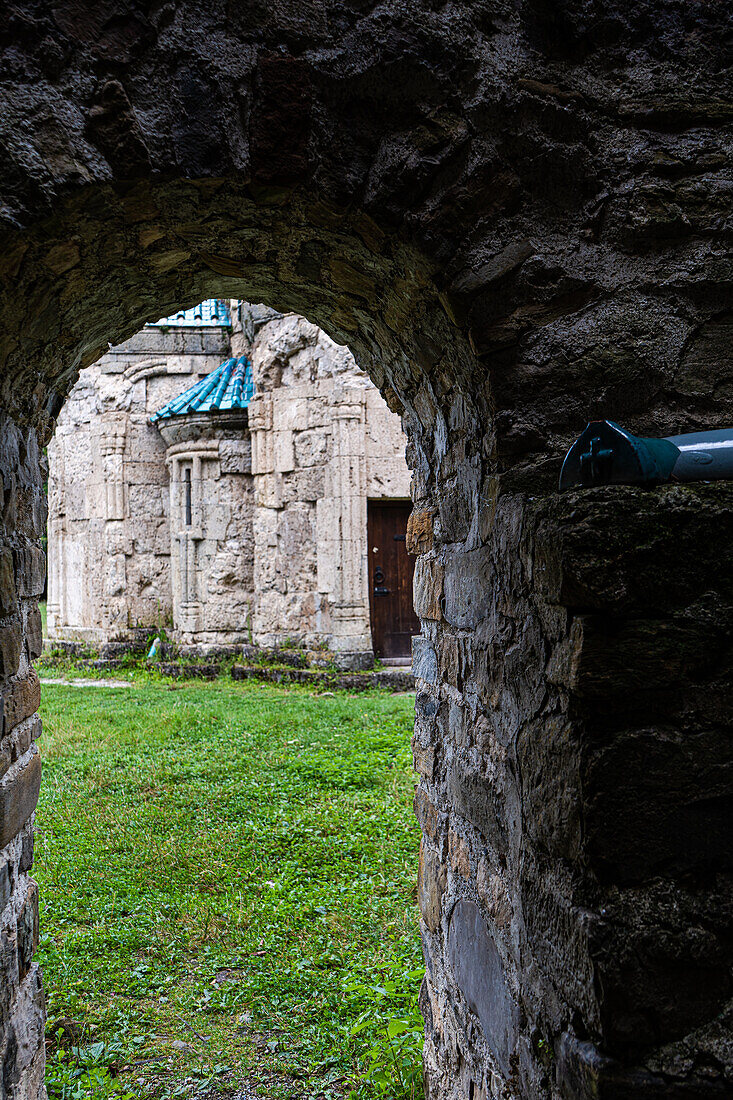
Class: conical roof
150,356,254,423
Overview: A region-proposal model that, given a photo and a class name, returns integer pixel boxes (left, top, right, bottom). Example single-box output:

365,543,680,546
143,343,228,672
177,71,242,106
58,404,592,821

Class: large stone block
447,900,519,1077
412,737,437,782
407,508,435,555
413,557,444,621
0,749,41,851
2,673,41,735
414,786,438,840
25,608,42,662
0,862,11,915
0,964,46,1100
13,549,46,599
412,636,438,684
448,761,510,858
0,923,18,1024
0,624,22,681
442,548,491,629
219,439,252,474
0,551,16,617
16,882,39,981
418,841,446,932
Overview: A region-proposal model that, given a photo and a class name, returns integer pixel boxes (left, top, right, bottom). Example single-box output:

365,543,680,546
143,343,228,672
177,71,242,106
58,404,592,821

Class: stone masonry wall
47,324,230,642
413,482,733,1099
0,414,47,1098
0,3,731,1099
249,313,410,657
48,307,409,653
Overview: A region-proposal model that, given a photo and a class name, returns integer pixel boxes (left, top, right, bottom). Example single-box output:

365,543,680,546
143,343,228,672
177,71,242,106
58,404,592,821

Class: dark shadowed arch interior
5,182,480,459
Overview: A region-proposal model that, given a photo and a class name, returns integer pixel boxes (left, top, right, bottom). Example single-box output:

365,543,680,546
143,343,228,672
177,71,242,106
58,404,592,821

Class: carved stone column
100,415,126,522
163,444,217,640
317,389,372,666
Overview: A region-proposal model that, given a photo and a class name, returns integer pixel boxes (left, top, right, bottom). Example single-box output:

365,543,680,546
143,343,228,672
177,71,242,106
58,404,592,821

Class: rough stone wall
47,324,231,642
0,3,731,1099
413,482,733,1099
0,416,47,1099
249,313,410,657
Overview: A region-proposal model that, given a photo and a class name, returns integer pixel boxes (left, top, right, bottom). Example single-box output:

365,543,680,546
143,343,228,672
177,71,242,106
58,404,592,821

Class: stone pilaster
318,390,372,663
100,416,127,523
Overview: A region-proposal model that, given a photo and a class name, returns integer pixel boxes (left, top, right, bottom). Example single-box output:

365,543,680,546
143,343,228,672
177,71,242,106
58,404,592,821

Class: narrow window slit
184,467,192,526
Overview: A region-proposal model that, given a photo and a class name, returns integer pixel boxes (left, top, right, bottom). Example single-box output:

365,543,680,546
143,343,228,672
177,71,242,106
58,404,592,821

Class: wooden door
367,501,420,658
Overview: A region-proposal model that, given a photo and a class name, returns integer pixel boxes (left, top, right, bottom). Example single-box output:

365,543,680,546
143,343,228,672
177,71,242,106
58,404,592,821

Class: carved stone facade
47,317,231,643
47,305,411,660
248,313,410,660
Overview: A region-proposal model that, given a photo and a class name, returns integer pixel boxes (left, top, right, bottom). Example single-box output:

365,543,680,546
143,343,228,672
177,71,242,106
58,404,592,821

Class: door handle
373,586,391,596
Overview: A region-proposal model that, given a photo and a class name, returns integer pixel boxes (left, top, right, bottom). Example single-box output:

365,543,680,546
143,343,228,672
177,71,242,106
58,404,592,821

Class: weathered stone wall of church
48,310,409,653
47,326,230,643
249,314,409,659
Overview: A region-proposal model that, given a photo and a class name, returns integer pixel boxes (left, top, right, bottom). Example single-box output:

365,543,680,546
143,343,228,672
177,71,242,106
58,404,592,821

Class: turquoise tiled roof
150,356,254,423
148,299,231,327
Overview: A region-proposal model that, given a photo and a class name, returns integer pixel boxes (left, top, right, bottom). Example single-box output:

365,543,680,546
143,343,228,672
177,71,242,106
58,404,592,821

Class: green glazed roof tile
150,356,254,423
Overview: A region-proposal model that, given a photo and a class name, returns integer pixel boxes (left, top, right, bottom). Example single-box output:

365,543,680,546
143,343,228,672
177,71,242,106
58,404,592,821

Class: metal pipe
559,421,733,490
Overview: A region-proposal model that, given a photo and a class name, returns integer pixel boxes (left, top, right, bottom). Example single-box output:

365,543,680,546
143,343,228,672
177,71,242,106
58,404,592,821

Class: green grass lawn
35,679,421,1100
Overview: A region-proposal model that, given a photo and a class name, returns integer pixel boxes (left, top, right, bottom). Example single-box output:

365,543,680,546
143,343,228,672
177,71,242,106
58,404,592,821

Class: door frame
366,498,416,658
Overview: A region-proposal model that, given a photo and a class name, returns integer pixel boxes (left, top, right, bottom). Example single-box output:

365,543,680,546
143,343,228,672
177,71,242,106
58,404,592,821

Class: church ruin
0,2,731,1098
47,300,415,664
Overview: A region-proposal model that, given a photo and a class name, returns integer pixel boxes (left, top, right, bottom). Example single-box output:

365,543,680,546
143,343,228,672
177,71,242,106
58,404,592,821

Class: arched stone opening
45,300,417,665
0,2,731,1097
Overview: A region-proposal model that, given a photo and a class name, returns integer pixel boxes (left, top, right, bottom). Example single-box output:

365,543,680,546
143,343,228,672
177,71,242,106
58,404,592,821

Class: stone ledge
231,665,413,692
44,639,375,671
38,653,413,690
1,671,40,735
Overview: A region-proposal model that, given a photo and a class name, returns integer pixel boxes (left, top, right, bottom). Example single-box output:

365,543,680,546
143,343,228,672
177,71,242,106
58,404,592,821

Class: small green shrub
46,1041,135,1100
347,965,425,1099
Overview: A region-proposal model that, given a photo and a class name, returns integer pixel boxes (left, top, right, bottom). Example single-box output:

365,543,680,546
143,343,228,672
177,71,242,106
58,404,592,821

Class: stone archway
0,3,731,1098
